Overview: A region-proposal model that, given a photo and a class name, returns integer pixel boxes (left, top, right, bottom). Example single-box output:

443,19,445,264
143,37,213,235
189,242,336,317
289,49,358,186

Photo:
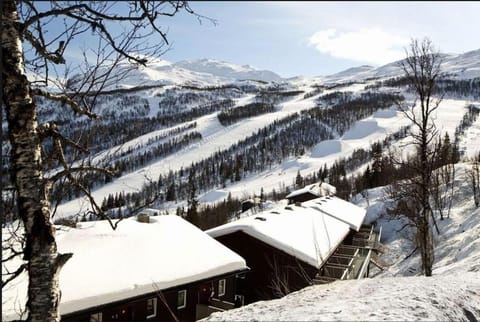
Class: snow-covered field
204,163,480,321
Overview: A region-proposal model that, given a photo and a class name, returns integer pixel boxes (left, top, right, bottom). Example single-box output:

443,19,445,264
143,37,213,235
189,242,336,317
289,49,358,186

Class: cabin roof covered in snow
285,182,337,199
207,196,366,268
307,196,365,231
2,215,247,320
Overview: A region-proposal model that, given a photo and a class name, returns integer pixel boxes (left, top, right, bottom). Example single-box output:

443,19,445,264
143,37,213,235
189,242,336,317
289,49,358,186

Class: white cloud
308,28,410,65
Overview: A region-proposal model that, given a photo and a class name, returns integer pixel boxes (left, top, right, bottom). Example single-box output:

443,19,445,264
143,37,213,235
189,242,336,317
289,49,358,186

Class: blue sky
152,1,480,77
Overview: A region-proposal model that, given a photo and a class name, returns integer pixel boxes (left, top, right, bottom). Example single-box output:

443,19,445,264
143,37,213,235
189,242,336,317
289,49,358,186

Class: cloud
308,28,409,65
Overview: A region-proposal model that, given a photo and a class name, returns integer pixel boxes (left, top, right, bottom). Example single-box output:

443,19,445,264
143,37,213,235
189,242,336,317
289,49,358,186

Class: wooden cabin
207,196,366,304
285,182,336,204
3,214,248,322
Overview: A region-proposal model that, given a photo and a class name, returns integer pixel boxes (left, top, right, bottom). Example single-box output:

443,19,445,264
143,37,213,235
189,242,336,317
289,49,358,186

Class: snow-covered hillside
204,163,480,321
52,65,479,220
114,49,480,88
311,49,480,84
4,48,478,224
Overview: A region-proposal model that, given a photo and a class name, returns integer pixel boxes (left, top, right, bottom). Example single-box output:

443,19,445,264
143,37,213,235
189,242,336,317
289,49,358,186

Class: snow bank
204,272,480,321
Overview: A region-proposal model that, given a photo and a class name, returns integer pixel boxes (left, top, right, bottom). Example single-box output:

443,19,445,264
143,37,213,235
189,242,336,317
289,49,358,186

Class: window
177,290,187,309
218,279,226,297
146,297,157,319
90,312,102,322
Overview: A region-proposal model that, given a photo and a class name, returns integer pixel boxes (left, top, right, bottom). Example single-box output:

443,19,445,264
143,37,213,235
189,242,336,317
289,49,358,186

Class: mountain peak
173,59,283,82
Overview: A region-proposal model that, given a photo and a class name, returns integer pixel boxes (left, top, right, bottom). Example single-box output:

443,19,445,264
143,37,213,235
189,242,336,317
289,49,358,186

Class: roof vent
254,217,267,221
270,211,280,214
285,206,293,210
137,213,150,223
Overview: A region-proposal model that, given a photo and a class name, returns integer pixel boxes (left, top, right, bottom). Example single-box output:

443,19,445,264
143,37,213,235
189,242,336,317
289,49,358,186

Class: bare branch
2,264,26,289
31,89,97,119
49,166,116,184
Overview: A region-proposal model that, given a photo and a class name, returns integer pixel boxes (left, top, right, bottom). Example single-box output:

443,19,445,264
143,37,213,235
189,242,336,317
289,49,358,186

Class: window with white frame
146,297,157,319
177,290,187,309
90,312,102,322
218,279,226,297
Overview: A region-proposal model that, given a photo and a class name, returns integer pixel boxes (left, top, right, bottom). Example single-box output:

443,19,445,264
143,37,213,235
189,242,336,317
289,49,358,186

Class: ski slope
55,85,479,219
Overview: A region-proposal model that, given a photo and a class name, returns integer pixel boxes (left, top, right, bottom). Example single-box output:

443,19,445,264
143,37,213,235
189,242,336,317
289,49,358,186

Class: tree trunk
417,211,434,276
2,1,71,321
420,124,434,276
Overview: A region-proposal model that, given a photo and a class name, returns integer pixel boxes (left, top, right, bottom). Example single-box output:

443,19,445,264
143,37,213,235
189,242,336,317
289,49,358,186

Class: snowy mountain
67,49,479,91
321,64,375,83
174,58,283,82
320,49,480,83
109,57,283,88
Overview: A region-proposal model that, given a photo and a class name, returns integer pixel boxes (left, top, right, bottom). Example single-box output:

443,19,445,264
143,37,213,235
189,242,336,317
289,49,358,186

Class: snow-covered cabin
206,196,366,304
2,214,248,322
286,182,337,204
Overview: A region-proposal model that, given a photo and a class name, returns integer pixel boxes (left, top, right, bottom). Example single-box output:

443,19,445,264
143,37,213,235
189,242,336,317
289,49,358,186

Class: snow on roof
207,196,366,269
137,208,161,216
2,215,246,320
285,182,337,199
307,197,365,231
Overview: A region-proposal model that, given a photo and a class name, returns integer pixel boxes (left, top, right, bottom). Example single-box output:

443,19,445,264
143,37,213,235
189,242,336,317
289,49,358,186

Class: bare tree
430,162,456,220
430,135,456,220
391,38,444,276
265,254,313,299
2,1,210,321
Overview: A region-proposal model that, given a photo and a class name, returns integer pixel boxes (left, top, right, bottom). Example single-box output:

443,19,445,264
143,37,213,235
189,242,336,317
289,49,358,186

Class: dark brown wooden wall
215,231,318,304
61,275,238,322
287,192,318,204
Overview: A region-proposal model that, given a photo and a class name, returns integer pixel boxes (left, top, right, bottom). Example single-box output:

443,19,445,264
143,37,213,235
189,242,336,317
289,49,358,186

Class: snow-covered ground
204,163,480,321
205,273,479,321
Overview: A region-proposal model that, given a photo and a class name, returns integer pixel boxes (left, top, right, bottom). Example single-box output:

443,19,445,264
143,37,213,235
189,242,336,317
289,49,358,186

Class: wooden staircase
313,224,383,285
314,245,359,284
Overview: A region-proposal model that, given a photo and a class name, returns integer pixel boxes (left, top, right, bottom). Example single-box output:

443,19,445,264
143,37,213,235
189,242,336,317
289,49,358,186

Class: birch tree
395,38,443,276
1,1,208,321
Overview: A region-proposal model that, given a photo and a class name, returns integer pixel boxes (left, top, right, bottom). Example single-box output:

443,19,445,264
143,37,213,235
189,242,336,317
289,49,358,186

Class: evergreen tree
186,171,200,227
295,170,303,188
